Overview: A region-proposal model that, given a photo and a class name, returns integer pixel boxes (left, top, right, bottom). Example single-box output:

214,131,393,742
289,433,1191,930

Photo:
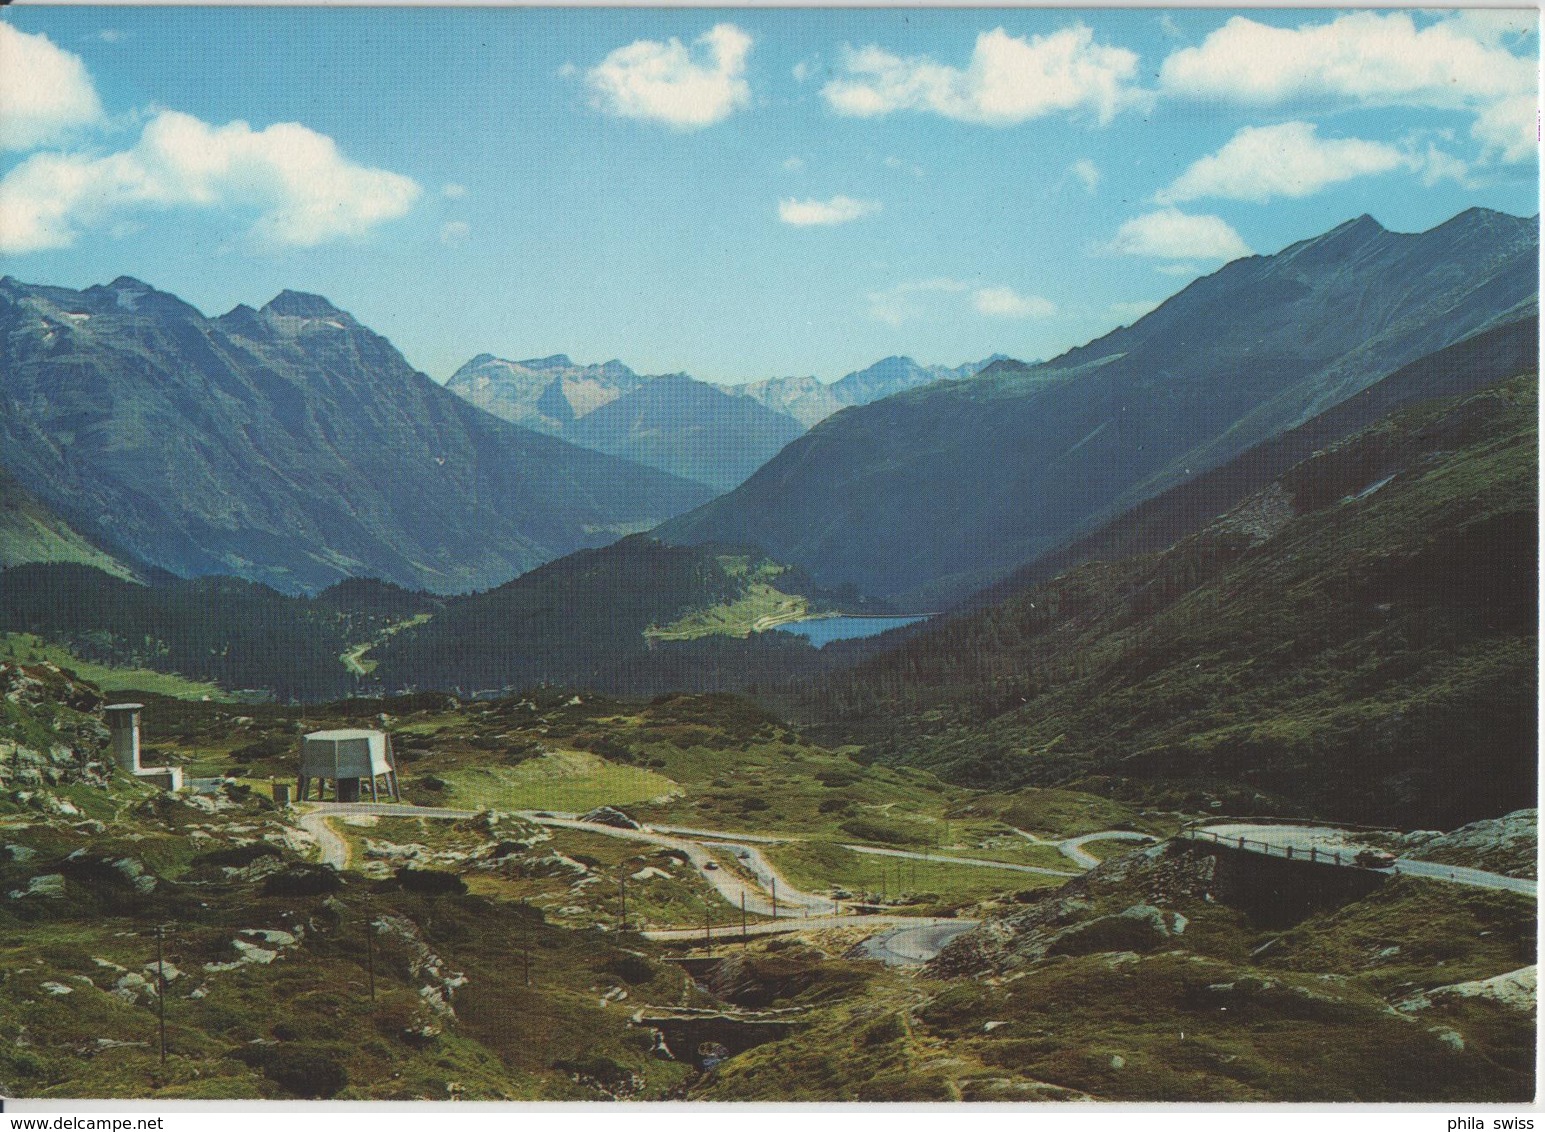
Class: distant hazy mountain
446,349,1003,488
445,353,654,437
727,355,1008,428
569,375,807,492
0,278,713,594
658,208,1539,606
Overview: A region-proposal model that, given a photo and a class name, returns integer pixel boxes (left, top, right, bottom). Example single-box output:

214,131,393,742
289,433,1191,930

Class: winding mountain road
290,802,1173,962
1188,824,1537,896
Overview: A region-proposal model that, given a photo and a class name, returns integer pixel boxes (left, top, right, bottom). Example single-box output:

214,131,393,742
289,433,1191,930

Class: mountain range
445,352,1004,489
658,208,1539,607
0,279,712,594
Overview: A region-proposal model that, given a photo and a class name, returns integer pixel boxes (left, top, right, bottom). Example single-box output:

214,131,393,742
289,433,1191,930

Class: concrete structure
298,729,400,803
103,703,184,791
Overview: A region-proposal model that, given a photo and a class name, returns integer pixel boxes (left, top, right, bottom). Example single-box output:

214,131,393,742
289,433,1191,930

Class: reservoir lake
777,615,931,647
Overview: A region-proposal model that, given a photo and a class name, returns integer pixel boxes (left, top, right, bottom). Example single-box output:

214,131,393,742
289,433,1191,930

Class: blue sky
0,7,1537,384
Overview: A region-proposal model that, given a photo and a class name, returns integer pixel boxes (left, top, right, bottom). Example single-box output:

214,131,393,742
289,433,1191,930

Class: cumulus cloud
586,23,752,130
1158,122,1407,204
823,26,1142,125
868,278,1055,324
0,110,421,254
1473,95,1538,163
973,286,1055,319
439,220,471,246
866,278,968,326
1159,12,1537,163
0,23,105,151
1069,158,1100,192
1107,209,1251,260
441,182,467,199
777,195,880,227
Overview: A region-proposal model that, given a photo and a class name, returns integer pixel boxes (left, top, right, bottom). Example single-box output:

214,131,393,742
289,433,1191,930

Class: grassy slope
0,471,138,581
0,633,232,702
701,846,1535,1102
807,376,1538,828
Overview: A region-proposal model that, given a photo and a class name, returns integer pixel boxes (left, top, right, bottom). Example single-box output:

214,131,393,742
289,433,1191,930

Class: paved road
842,842,1079,878
1057,831,1159,869
295,807,352,869
700,842,831,911
649,825,792,844
1192,824,1538,896
303,802,833,918
855,919,980,966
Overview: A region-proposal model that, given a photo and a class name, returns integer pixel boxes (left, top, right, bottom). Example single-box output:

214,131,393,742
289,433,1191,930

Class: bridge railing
1179,828,1395,872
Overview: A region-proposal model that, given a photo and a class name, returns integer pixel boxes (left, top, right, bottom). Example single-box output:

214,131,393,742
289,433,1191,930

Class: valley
0,205,1535,1105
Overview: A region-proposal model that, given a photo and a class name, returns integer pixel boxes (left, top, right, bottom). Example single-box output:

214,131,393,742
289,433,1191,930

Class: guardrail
1179,828,1395,872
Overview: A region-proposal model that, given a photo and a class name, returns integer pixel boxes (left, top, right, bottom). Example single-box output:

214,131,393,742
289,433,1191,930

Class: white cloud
1159,12,1537,165
97,29,127,45
1158,122,1407,204
0,110,421,254
586,23,751,130
1472,94,1538,163
823,26,1142,125
782,156,805,172
973,286,1056,319
1107,209,1251,260
0,23,105,151
866,278,967,326
792,60,812,84
1160,12,1535,107
777,195,879,227
439,220,471,246
1109,299,1160,323
441,182,467,199
1414,143,1472,188
1069,158,1100,192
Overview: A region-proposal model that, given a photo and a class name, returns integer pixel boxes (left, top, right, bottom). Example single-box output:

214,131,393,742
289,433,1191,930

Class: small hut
297,729,399,803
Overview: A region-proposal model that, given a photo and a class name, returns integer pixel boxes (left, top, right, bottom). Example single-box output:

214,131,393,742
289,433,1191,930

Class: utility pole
365,904,376,1002
703,906,712,957
771,877,778,920
155,925,168,1065
740,892,747,945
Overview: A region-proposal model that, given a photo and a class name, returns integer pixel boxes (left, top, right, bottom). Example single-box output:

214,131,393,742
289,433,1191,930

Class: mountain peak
520,354,575,370
262,290,349,320
1433,206,1532,237
1321,214,1386,242
215,303,267,338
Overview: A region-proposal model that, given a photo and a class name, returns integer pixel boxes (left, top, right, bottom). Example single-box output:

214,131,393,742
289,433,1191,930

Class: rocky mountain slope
658,209,1539,606
0,279,712,594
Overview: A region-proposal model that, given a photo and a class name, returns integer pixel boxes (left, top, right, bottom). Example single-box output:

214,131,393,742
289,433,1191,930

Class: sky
0,6,1538,385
